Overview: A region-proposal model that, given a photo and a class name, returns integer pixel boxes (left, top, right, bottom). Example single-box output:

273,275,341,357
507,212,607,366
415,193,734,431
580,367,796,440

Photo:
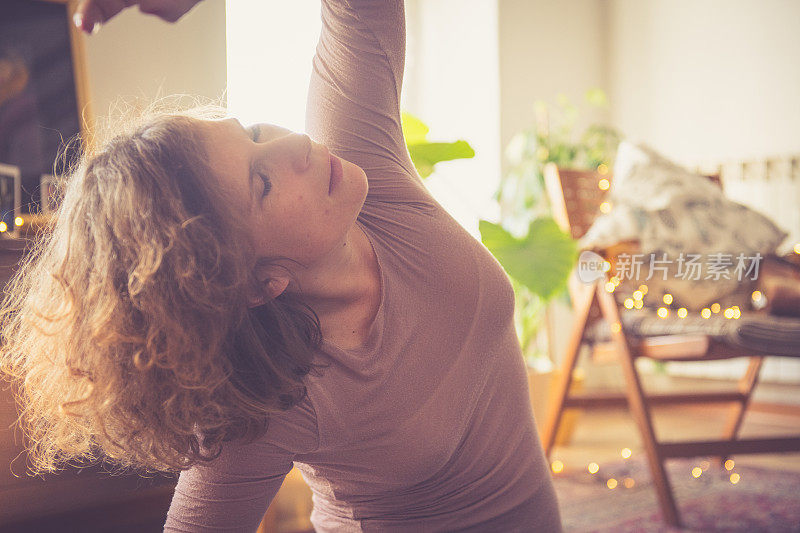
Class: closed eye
248,124,261,142
247,125,270,197
259,172,271,198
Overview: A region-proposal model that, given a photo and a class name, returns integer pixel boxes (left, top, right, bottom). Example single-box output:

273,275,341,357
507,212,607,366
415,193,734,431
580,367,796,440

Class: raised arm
307,0,431,204
74,0,430,204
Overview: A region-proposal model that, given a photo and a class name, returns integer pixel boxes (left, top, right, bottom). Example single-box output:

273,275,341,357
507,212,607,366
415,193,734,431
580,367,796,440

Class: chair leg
541,280,597,458
717,357,764,468
594,283,682,528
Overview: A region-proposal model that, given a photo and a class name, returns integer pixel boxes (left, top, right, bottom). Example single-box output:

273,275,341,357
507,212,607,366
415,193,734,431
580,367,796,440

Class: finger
138,0,200,23
137,1,173,22
73,1,100,33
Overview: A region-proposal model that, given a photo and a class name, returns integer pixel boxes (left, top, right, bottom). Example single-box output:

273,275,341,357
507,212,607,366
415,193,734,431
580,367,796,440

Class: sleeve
163,395,319,532
162,439,294,532
306,0,434,206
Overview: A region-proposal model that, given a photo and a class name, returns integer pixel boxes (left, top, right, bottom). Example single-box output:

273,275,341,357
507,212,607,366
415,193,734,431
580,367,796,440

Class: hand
73,0,203,34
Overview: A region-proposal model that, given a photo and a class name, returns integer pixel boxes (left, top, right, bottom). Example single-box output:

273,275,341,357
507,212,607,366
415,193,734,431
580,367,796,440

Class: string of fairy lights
602,275,761,321
550,449,742,489
0,216,25,233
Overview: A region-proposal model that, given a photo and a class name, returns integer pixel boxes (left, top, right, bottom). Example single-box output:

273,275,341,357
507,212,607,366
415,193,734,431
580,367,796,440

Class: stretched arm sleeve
163,440,294,532
306,0,433,206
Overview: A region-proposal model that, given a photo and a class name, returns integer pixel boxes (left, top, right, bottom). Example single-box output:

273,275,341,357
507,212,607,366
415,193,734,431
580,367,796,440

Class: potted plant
481,89,621,437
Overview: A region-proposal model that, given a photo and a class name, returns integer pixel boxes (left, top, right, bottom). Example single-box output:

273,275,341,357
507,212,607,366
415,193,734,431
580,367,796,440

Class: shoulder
201,391,319,469
261,390,320,455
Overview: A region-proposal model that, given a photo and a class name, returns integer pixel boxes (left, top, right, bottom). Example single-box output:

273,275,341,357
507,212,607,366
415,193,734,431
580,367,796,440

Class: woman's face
198,117,368,276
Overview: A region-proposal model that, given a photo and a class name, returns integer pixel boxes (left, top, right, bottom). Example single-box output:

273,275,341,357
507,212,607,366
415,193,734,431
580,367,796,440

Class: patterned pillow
579,141,788,310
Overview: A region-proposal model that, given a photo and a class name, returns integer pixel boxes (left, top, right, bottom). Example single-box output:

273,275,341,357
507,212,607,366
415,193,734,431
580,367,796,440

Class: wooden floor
548,375,800,474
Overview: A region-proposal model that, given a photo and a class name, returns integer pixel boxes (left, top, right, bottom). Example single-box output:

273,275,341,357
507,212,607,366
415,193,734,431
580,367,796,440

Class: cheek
272,195,326,236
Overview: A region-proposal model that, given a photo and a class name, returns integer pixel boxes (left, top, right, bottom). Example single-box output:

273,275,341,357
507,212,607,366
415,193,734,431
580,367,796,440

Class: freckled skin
199,118,374,315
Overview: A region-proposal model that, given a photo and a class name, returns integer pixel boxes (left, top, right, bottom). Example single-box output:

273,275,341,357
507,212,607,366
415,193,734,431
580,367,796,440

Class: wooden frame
0,0,94,224
39,0,95,148
541,163,800,528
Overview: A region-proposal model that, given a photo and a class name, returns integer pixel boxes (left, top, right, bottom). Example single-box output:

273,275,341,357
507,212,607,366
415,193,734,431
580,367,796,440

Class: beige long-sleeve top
164,1,562,531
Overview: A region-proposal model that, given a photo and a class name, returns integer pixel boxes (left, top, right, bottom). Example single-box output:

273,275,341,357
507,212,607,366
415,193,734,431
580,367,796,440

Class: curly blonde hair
0,96,325,475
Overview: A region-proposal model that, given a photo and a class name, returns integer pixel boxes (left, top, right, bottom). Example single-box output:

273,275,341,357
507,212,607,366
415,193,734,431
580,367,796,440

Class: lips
328,153,343,194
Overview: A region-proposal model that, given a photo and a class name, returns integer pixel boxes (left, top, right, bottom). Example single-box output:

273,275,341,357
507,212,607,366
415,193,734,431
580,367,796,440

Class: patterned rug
551,455,800,532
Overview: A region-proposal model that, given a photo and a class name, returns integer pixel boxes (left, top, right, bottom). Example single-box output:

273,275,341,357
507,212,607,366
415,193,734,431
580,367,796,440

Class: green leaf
401,111,429,144
407,140,475,178
414,161,435,179
479,217,578,301
401,111,475,178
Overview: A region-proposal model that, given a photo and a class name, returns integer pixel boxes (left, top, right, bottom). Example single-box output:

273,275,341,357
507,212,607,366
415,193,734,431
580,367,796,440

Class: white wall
498,0,609,177
495,0,800,167
608,0,800,165
83,1,227,122
404,0,501,239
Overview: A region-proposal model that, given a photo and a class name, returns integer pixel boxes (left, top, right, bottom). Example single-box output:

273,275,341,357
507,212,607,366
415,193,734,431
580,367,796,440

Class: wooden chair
540,162,800,528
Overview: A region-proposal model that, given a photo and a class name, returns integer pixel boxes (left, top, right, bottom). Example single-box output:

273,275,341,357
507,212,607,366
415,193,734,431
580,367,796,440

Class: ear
266,277,290,299
246,277,290,308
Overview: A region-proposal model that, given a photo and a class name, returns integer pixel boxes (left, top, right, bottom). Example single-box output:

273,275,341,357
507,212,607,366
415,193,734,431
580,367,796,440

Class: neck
285,221,373,318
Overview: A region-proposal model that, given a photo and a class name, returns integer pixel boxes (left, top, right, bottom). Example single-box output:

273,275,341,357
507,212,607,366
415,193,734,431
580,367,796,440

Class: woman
2,0,563,530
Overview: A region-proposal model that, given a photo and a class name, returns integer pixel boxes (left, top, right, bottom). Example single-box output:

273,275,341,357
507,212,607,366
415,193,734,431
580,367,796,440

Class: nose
290,133,312,173
259,131,312,173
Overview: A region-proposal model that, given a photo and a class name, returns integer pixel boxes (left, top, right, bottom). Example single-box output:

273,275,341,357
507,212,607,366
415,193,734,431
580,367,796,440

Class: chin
357,166,369,202
342,158,369,198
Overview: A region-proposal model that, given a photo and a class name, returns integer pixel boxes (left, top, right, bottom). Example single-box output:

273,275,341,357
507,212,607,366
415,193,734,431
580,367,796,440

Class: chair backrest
543,162,722,241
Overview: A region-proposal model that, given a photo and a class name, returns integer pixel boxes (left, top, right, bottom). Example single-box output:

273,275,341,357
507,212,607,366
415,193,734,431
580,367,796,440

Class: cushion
585,307,800,358
579,141,788,310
